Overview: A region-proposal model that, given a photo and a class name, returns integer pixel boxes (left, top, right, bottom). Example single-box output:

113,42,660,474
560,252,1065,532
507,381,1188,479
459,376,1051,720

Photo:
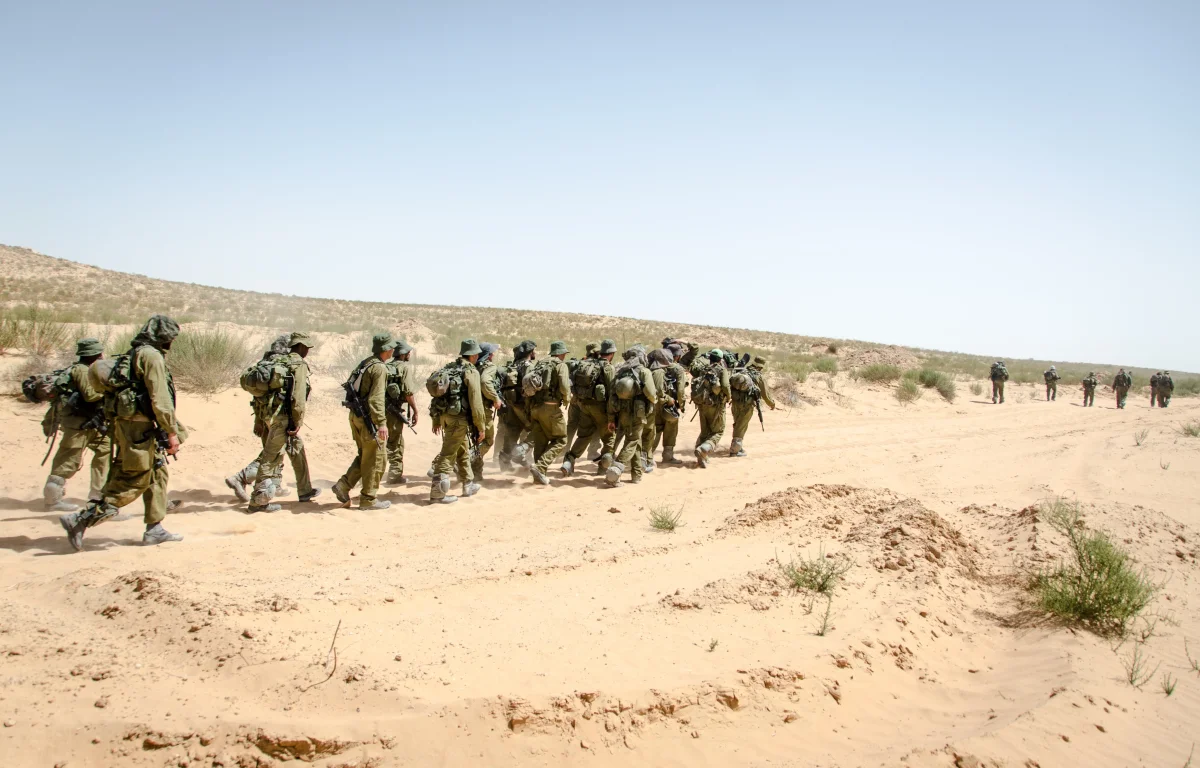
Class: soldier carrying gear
690,349,732,468
1112,368,1133,409
1149,372,1162,407
1043,365,1060,401
428,339,488,504
729,355,776,457
1158,371,1174,408
651,342,689,464
562,339,617,478
60,315,185,551
471,342,504,480
565,341,600,460
1081,372,1099,407
42,337,111,513
332,332,396,510
496,340,536,472
639,348,674,473
989,361,1009,404
525,341,572,486
604,347,658,487
384,340,419,486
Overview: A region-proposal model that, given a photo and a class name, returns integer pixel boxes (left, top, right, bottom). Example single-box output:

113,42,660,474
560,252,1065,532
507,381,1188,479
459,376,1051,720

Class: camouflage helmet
513,339,537,359
268,334,291,356
599,339,618,356
584,341,599,356
132,315,180,350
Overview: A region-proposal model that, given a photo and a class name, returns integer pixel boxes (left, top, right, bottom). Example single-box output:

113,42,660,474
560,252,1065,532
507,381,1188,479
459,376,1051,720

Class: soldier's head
549,340,569,360
599,339,617,362
1050,365,1056,371
132,315,180,352
372,332,397,361
648,349,671,370
393,340,413,361
513,339,536,362
460,338,483,364
288,331,317,359
269,334,291,357
478,342,498,364
750,355,768,371
1089,372,1095,377
708,348,726,365
584,341,599,359
75,337,104,365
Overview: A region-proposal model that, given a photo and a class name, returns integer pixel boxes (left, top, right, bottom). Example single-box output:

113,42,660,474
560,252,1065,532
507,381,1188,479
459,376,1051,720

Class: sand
1,354,1197,767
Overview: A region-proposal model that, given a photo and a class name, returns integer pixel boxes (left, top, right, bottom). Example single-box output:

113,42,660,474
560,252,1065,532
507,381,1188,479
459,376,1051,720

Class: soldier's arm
290,360,308,430
139,348,179,434
643,368,659,405
720,367,732,399
73,364,103,403
366,363,388,426
556,361,572,405
399,364,418,417
466,367,487,434
759,373,776,408
480,363,501,406
603,362,616,392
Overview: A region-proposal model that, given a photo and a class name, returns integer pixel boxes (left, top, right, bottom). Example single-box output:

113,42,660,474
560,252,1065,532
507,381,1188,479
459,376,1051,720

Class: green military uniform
1158,372,1174,408
528,341,572,484
639,350,672,473
692,350,731,468
564,339,617,476
333,333,393,509
1081,373,1098,407
1149,373,1161,407
1113,369,1132,408
1044,367,1060,401
990,362,1009,404
248,333,316,510
730,356,776,456
227,335,293,502
384,342,417,485
652,348,689,464
496,340,535,472
60,316,185,550
606,350,657,486
430,340,487,503
43,338,111,511
473,342,502,478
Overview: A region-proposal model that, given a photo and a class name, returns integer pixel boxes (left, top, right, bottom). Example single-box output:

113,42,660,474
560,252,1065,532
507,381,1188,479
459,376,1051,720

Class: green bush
1180,421,1200,438
857,363,901,383
776,361,810,384
895,378,922,404
1176,378,1200,397
168,329,255,398
1,308,72,358
0,315,19,354
814,356,838,375
780,545,852,593
648,504,685,532
1032,498,1157,636
970,382,984,396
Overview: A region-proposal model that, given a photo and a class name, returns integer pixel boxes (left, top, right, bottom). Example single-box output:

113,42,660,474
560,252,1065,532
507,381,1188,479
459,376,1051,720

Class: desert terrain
1,250,1198,768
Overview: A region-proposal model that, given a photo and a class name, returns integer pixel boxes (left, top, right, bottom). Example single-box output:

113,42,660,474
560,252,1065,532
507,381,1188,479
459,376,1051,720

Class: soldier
565,342,597,452
472,342,504,479
331,333,394,510
639,349,673,473
60,315,185,550
1149,372,1161,407
1043,366,1060,401
244,332,319,512
42,338,111,512
495,340,535,472
651,341,689,464
691,349,732,468
1158,371,1174,408
226,334,291,503
1081,372,1098,407
989,361,1009,404
605,348,657,487
384,341,418,486
526,341,572,485
1112,368,1132,409
563,339,616,477
730,355,776,457
428,339,487,504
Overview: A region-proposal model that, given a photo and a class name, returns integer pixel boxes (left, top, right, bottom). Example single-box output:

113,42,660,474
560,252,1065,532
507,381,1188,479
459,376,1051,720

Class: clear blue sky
2,2,1197,369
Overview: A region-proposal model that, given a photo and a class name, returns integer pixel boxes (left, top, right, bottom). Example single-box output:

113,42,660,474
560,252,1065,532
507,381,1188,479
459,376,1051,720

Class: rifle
143,426,177,469
341,367,379,439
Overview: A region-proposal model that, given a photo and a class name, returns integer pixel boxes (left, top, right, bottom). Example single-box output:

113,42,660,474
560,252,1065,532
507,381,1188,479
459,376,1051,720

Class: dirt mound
660,569,793,612
719,484,902,533
842,345,921,370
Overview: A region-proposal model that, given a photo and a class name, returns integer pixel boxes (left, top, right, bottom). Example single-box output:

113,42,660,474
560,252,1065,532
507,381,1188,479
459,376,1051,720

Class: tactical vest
690,362,724,406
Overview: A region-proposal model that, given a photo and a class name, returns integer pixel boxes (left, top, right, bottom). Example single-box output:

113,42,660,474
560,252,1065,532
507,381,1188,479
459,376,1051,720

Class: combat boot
298,488,322,503
247,503,281,513
426,467,436,478
560,454,575,477
530,467,551,486
605,462,624,488
596,453,613,475
730,439,746,458
385,474,408,486
695,442,711,469
332,479,351,506
43,475,76,512
462,482,481,497
224,475,250,503
142,523,183,545
60,501,120,552
430,474,458,505
643,451,655,473
358,498,391,511
662,447,681,464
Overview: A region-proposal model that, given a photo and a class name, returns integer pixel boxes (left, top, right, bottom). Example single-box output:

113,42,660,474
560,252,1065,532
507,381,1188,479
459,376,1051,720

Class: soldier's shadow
0,497,43,512
0,533,134,556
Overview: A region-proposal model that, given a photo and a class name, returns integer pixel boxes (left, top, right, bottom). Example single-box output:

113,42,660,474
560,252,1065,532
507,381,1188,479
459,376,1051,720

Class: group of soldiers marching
988,361,1175,409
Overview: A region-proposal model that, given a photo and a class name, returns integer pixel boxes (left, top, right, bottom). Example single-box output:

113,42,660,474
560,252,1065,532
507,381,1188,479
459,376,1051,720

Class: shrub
648,504,685,532
0,315,20,355
825,343,839,354
895,378,922,404
857,363,901,383
1032,498,1157,636
935,376,957,403
1180,421,1200,438
1176,377,1200,397
780,545,852,593
4,309,72,358
970,382,984,396
814,356,838,375
1134,429,1149,447
168,329,255,398
776,361,810,385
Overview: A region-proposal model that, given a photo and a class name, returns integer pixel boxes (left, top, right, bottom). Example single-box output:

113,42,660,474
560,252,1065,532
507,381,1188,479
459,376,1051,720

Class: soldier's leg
660,415,680,462
286,434,316,500
45,427,90,509
86,431,112,502
991,381,998,403
566,402,580,452
730,403,752,456
998,382,1005,404
640,414,657,472
472,415,494,478
496,414,518,471
335,414,365,500
566,405,598,467
385,413,405,483
533,404,567,475
357,419,385,508
250,415,288,509
709,406,727,449
431,414,467,502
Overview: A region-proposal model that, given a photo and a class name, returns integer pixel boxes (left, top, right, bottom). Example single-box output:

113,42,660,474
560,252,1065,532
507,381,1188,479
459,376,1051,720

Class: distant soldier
495,340,535,472
605,348,657,487
42,338,110,512
1149,372,1161,407
1081,372,1098,407
1043,366,1060,401
524,341,572,485
639,348,672,472
1112,368,1132,409
384,341,418,486
1158,371,1174,408
563,339,616,477
60,315,185,550
650,341,689,464
472,342,503,479
331,333,395,510
427,339,487,504
690,349,732,468
989,361,1009,404
730,356,776,457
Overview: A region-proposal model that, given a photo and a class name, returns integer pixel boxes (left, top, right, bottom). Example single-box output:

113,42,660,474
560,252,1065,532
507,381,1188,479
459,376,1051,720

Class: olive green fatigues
337,358,389,506
431,360,486,497
695,365,731,450
473,358,501,476
529,359,572,474
566,360,615,462
640,367,667,461
384,359,415,482
651,362,687,456
1081,377,1098,407
45,363,111,500
731,368,775,441
251,353,312,505
609,366,657,482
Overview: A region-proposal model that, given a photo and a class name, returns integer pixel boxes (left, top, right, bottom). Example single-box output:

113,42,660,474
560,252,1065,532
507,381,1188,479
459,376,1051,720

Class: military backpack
612,365,646,401
572,358,606,402
521,358,558,400
990,363,1008,381
690,362,724,406
89,346,174,421
426,360,469,418
239,356,292,397
21,367,72,404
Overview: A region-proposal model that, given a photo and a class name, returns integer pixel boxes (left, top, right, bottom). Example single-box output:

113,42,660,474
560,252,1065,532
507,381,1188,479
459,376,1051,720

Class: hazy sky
2,2,1197,369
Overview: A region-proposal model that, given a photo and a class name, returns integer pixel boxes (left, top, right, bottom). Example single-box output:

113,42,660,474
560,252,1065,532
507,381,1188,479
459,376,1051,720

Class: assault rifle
342,371,379,439
143,426,177,469
754,392,765,432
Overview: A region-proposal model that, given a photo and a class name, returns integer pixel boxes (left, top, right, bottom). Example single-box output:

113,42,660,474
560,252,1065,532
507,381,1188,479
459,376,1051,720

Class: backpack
730,369,755,392
426,361,465,400
572,358,606,401
662,366,681,401
90,346,172,420
239,356,291,397
21,368,71,403
990,363,1008,381
521,359,557,400
1043,370,1056,383
613,366,644,401
499,361,523,404
690,362,723,406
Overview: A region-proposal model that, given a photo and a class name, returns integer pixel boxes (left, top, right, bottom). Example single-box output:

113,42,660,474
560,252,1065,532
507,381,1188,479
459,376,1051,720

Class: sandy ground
1,357,1198,768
